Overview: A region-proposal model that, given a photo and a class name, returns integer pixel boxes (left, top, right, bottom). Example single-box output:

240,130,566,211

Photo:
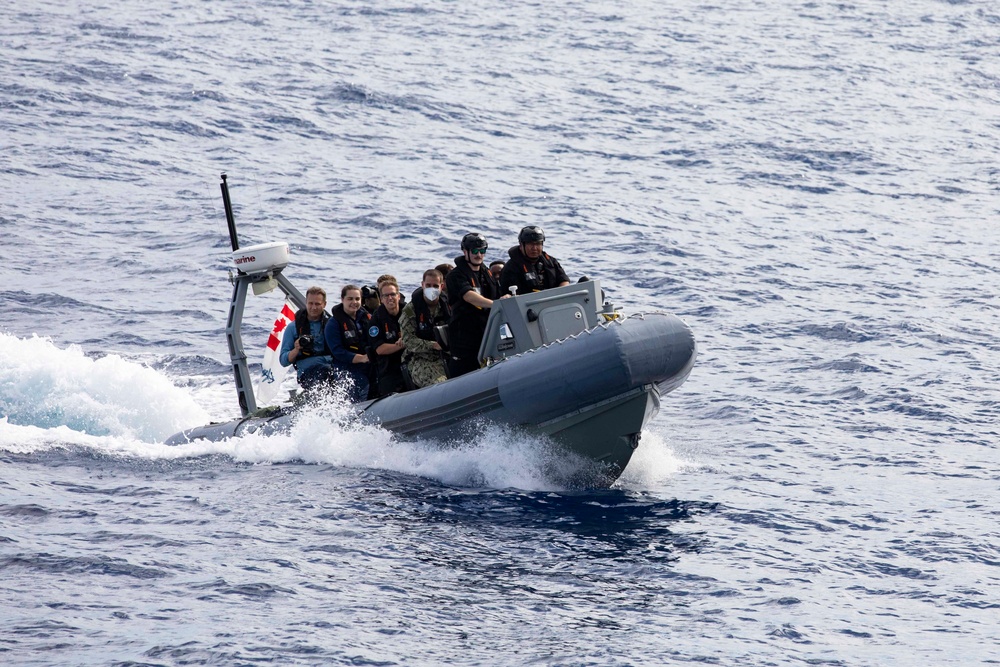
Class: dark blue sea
2,0,999,664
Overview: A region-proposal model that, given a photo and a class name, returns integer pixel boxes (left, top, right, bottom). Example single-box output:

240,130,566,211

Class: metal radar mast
220,173,305,416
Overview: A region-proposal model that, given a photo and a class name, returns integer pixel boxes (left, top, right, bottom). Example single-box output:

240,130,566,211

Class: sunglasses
470,248,487,255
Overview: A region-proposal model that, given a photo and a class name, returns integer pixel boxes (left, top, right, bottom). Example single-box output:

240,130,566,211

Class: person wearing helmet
498,225,570,297
444,232,504,377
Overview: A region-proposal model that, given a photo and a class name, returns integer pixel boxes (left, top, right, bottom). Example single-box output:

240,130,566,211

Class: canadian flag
255,300,296,405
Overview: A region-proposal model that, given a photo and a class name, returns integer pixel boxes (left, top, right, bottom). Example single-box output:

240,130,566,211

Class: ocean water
2,0,999,664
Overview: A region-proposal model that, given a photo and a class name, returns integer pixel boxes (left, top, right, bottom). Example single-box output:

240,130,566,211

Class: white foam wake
614,429,693,490
0,332,211,442
0,332,690,490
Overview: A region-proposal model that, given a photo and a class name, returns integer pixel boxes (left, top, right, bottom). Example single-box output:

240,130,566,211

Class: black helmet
518,226,545,245
461,232,488,252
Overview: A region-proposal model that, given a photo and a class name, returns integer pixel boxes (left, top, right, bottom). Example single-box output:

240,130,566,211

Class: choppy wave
3,0,1000,664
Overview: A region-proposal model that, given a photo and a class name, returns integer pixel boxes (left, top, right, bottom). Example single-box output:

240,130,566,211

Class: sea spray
0,339,684,491
614,429,694,491
0,332,211,442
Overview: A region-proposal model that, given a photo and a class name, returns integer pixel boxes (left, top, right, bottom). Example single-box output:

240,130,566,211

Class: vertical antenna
221,173,239,251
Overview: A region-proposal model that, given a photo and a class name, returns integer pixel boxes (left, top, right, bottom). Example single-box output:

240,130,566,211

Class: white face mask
423,287,441,302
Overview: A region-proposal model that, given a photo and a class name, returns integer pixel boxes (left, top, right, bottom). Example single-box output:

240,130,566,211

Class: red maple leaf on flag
265,303,297,352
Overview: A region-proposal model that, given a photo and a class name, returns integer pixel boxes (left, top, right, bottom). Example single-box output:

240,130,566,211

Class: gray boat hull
166,312,695,484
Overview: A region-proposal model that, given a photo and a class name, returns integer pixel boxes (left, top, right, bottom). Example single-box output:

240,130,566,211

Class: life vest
410,287,452,341
447,256,499,311
368,304,404,384
503,246,564,294
330,304,369,354
379,318,400,343
520,257,546,290
446,256,500,356
293,308,330,365
367,305,403,349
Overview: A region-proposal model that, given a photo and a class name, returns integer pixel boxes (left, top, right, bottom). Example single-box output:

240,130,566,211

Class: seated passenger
400,269,451,388
324,285,371,402
279,286,334,391
435,263,454,295
367,278,408,396
360,284,380,313
499,226,570,296
377,274,405,308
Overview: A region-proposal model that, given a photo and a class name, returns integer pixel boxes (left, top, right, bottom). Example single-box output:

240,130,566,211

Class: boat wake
0,332,690,491
0,332,212,442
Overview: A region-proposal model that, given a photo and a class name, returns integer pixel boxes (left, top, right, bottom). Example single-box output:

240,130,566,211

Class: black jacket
446,255,500,356
498,245,569,296
367,304,404,382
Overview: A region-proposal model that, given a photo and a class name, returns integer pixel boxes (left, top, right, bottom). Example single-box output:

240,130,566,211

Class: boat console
478,281,619,363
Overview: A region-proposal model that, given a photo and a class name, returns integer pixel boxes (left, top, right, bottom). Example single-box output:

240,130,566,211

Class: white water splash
0,332,690,489
614,429,695,491
0,401,688,493
0,332,211,442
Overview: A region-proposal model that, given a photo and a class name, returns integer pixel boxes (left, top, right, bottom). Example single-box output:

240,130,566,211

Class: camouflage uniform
400,299,448,388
